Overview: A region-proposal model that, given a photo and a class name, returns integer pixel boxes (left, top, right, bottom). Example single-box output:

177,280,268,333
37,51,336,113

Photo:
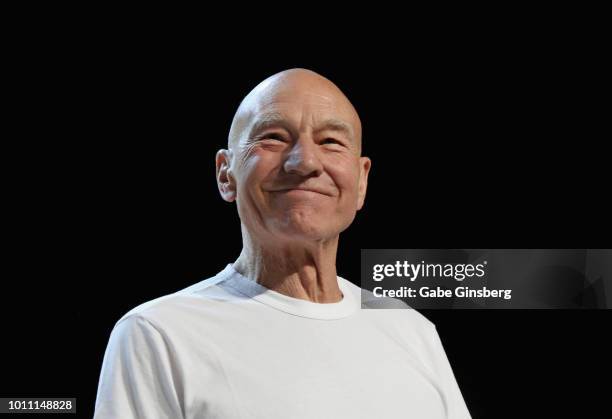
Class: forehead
247,88,359,133
229,73,363,149
255,89,351,116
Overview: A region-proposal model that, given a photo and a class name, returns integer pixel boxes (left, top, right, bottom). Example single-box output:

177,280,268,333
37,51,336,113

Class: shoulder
112,266,237,333
341,276,436,333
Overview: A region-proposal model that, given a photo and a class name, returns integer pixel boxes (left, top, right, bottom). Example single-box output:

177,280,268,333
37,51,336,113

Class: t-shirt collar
219,263,359,320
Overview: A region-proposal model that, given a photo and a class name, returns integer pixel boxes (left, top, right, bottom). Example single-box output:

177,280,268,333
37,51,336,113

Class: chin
273,217,336,242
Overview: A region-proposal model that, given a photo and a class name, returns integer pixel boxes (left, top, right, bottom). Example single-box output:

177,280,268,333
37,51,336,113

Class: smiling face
217,69,371,244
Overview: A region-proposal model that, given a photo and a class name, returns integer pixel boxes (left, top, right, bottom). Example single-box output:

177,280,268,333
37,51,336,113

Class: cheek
327,159,361,198
244,149,283,181
237,152,283,210
239,151,278,187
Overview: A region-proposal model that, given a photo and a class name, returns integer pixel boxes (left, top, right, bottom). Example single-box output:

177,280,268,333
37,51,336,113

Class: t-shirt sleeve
428,325,473,419
93,315,184,419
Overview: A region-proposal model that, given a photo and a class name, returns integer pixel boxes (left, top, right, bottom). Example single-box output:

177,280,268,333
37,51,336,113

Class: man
94,68,472,418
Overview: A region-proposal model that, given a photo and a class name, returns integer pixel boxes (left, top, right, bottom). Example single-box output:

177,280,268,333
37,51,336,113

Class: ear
356,156,371,210
216,149,237,202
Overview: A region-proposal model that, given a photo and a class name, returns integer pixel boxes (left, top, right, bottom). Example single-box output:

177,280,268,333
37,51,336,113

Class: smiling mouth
272,188,331,197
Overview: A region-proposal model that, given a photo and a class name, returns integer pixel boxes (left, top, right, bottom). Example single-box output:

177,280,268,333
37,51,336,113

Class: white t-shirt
94,264,472,419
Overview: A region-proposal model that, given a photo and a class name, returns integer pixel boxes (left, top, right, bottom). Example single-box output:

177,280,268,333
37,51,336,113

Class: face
217,74,370,244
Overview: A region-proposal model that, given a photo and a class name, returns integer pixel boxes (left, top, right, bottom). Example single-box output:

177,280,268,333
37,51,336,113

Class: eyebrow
313,119,355,143
247,112,297,140
247,112,355,143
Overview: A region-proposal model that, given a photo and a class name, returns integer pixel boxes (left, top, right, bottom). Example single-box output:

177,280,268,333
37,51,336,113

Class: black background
2,16,610,418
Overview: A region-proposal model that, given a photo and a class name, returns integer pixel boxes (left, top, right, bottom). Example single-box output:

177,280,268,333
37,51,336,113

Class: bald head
228,68,362,154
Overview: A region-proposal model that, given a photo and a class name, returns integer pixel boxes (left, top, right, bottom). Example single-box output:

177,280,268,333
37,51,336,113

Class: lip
271,187,332,197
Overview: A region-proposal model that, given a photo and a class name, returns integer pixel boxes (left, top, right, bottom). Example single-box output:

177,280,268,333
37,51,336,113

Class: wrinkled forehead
250,86,358,124
257,92,356,126
231,79,362,148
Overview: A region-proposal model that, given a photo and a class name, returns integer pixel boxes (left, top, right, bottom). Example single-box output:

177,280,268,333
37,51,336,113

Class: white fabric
94,264,472,419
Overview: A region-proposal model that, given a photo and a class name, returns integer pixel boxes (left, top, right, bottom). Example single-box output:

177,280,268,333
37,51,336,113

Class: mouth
271,187,332,197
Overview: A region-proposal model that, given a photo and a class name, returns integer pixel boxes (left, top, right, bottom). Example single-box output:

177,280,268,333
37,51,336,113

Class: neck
232,226,343,303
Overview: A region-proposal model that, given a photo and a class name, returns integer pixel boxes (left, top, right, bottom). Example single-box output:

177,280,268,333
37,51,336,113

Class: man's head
216,68,371,244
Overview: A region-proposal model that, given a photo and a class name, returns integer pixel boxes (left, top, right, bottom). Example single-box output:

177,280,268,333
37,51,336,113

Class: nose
283,136,323,177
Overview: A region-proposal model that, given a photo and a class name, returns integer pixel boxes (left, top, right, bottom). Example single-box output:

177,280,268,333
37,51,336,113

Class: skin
216,68,371,303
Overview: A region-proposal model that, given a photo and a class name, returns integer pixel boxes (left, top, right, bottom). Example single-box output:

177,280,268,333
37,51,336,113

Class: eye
321,137,343,146
262,133,286,142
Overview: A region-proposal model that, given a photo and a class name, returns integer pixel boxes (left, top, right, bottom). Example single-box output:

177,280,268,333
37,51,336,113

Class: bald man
94,69,472,419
